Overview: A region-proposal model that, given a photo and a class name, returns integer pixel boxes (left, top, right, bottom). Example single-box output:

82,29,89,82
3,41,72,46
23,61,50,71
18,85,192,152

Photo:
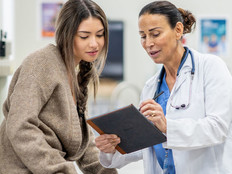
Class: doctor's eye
152,32,160,37
140,35,146,39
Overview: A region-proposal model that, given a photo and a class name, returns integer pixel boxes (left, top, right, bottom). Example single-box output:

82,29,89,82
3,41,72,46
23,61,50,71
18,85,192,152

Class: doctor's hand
95,134,121,154
140,99,167,133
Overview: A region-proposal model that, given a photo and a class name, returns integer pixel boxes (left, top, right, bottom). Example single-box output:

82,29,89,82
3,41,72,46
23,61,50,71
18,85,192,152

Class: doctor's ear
175,22,184,40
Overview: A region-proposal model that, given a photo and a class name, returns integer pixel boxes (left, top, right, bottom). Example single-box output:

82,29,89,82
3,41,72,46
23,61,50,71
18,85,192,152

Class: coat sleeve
76,129,118,174
5,67,77,173
165,56,232,150
99,150,143,169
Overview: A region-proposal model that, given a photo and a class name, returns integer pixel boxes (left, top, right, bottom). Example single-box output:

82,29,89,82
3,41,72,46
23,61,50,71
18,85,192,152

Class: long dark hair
55,0,109,117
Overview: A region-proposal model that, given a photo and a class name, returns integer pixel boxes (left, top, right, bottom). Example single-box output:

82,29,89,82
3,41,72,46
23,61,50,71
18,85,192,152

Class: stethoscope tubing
154,47,195,101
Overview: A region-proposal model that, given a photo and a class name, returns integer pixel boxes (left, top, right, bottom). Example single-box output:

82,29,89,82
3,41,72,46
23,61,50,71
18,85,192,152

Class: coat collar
142,49,194,101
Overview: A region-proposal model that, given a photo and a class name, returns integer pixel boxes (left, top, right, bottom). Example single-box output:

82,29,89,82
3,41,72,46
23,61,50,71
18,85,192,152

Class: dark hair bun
178,8,196,34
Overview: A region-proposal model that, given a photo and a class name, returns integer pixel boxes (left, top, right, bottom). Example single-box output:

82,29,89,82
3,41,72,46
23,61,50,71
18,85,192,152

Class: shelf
0,58,14,76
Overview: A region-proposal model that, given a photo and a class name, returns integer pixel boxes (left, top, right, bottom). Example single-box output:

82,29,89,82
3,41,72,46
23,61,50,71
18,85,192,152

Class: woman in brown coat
0,0,117,173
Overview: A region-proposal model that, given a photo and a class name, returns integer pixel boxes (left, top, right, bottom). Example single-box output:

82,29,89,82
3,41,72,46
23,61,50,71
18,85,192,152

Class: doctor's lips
149,50,160,57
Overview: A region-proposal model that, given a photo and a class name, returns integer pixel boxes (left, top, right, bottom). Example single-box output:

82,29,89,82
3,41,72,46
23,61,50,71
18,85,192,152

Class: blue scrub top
153,73,176,174
152,47,190,174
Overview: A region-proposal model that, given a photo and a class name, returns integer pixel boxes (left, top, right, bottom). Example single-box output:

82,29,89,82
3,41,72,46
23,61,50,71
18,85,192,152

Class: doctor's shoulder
193,49,231,76
145,71,160,86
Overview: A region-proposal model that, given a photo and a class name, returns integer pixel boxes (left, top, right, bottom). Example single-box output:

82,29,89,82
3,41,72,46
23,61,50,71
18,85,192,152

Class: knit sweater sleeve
76,128,118,174
5,55,77,173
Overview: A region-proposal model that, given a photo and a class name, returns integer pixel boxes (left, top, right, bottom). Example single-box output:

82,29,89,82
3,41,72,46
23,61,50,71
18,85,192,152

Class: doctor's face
138,14,182,64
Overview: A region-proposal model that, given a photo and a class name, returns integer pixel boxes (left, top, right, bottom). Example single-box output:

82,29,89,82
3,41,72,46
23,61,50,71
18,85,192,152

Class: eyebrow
139,27,161,33
78,28,104,34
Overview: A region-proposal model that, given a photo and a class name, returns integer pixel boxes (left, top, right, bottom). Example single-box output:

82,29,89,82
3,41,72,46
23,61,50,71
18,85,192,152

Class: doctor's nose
145,37,155,48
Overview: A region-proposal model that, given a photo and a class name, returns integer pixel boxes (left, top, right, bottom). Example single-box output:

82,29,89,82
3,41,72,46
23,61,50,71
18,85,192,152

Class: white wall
0,0,14,122
10,0,232,86
0,0,2,29
0,0,3,123
84,0,232,83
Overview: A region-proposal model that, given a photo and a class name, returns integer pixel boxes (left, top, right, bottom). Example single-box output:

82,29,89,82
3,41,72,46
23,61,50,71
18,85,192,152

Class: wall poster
37,0,64,39
199,17,229,58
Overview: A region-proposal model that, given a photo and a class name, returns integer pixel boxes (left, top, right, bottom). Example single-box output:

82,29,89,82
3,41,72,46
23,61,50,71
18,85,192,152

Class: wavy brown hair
55,0,109,117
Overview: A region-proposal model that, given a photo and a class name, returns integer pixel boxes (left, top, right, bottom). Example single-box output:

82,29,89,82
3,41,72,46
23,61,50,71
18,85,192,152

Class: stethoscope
154,47,195,109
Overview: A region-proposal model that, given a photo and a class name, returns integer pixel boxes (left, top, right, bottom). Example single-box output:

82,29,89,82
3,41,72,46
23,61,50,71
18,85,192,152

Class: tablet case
87,104,167,154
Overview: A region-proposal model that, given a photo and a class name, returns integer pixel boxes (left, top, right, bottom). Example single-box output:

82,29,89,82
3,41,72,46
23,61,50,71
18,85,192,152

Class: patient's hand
95,134,121,153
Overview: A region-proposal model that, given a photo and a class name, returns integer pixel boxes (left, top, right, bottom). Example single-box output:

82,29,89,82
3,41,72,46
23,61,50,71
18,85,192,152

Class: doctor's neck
164,46,185,79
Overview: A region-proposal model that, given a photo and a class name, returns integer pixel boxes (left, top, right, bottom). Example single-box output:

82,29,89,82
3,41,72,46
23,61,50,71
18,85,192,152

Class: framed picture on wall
37,0,64,39
198,16,229,58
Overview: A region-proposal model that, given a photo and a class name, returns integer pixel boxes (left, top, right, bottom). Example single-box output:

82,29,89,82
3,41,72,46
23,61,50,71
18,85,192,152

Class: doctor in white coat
95,1,232,174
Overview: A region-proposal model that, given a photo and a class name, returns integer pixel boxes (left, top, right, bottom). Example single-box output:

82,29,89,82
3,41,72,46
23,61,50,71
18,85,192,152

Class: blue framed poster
199,17,228,58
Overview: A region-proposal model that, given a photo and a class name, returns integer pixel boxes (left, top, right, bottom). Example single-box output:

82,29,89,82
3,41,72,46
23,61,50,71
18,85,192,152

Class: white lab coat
100,48,232,174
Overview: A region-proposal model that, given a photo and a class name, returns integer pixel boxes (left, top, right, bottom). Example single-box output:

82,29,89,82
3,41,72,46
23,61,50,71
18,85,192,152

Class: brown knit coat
0,44,117,174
